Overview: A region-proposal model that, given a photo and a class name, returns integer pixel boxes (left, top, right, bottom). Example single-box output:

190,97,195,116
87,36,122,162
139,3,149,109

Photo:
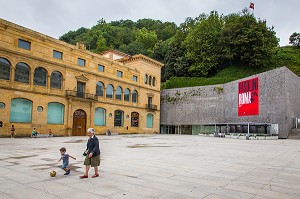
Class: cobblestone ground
0,135,300,199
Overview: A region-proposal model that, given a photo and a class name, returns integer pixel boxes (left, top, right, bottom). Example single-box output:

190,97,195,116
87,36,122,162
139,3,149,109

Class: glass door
77,82,85,98
148,97,152,109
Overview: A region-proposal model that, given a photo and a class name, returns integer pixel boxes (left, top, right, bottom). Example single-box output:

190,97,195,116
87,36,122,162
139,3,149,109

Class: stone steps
288,128,300,139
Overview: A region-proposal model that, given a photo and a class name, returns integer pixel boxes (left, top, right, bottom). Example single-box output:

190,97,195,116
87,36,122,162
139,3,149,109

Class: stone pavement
0,135,300,199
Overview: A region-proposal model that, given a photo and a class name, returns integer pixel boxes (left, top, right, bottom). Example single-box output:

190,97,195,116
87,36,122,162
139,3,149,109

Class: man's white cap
87,128,95,134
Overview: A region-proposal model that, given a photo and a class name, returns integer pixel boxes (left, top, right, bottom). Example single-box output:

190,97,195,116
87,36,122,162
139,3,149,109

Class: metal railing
66,90,98,101
146,104,157,110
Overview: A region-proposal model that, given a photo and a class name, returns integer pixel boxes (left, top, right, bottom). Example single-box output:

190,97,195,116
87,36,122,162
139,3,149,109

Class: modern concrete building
0,18,163,137
160,67,300,138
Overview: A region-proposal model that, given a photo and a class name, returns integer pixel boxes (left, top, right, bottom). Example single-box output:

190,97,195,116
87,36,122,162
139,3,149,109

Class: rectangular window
78,58,86,66
133,75,138,82
53,50,63,60
98,64,105,72
117,70,123,78
18,39,31,50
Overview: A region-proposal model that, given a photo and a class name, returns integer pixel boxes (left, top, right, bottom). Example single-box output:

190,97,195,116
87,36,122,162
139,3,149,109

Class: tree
96,35,109,52
163,35,189,81
184,11,224,77
221,10,279,68
289,32,300,47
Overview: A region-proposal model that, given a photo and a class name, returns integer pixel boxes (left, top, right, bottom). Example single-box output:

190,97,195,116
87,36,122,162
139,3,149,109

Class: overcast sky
0,0,298,46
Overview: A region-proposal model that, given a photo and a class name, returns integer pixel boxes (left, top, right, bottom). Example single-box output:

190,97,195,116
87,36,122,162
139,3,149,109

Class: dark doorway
77,82,85,98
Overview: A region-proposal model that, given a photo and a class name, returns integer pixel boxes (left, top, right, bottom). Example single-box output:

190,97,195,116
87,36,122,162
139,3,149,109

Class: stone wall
161,67,300,138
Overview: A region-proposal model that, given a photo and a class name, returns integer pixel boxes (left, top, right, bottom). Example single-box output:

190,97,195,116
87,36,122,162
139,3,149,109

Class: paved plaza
0,135,300,199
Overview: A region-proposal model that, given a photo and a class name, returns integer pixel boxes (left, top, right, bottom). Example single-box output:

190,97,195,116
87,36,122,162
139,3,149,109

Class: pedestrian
107,129,111,136
80,128,100,179
58,147,76,175
10,125,15,138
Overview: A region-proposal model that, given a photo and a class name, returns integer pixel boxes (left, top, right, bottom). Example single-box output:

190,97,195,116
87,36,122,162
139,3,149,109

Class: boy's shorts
62,162,69,169
84,155,100,167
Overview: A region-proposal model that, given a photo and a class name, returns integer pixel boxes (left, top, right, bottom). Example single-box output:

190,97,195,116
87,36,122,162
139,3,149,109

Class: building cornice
118,54,164,68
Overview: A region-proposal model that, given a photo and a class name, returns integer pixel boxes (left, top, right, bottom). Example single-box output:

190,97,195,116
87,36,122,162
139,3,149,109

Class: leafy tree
289,32,300,47
96,35,109,52
119,41,147,56
134,27,158,49
59,27,89,45
163,34,189,81
184,11,224,77
221,10,279,68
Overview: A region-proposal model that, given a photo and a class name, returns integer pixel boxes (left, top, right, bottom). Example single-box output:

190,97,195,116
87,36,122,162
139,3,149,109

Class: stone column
47,75,51,91
30,71,34,89
10,66,15,87
67,98,72,136
90,102,94,128
62,77,65,91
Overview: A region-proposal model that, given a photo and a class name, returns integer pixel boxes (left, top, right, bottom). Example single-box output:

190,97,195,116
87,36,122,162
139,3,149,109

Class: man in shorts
80,128,100,179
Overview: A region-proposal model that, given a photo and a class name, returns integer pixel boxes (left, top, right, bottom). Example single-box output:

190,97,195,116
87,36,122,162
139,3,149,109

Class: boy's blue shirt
61,154,69,163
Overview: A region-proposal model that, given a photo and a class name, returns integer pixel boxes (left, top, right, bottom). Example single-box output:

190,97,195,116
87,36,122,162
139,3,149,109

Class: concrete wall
161,67,300,138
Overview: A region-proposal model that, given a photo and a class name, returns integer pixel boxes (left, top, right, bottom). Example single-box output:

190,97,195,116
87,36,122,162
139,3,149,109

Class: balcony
146,104,157,111
66,90,98,101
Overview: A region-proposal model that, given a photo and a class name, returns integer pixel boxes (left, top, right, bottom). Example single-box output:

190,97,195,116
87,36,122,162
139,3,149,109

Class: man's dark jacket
86,135,100,157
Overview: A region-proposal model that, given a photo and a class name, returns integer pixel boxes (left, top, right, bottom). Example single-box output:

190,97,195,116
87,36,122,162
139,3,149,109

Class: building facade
0,18,163,137
161,67,300,139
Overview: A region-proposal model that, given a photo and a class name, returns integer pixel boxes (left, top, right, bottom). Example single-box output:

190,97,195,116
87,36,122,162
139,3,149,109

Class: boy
58,147,76,175
31,128,38,137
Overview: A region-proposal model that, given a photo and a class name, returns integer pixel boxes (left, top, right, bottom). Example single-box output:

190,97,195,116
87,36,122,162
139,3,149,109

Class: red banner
238,77,259,116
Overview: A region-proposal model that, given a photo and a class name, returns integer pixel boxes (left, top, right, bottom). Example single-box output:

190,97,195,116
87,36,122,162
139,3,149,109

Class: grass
162,46,300,89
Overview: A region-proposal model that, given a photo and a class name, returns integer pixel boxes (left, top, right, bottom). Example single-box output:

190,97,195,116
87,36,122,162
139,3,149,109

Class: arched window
144,74,148,84
15,62,30,83
47,102,64,124
146,113,153,128
95,107,106,126
106,84,114,98
0,58,11,80
10,98,32,123
116,86,123,100
149,76,152,86
131,112,139,127
96,81,104,97
124,88,130,101
114,110,124,126
34,67,47,86
50,71,62,89
152,77,156,86
132,90,138,103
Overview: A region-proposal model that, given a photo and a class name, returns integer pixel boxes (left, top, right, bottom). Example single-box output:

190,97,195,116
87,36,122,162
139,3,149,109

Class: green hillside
162,46,300,89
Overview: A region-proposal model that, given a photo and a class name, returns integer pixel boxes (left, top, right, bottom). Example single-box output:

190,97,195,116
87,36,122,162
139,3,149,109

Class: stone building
160,67,300,139
0,18,163,137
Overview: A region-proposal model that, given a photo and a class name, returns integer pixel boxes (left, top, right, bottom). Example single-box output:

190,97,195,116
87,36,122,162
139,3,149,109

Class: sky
0,0,298,46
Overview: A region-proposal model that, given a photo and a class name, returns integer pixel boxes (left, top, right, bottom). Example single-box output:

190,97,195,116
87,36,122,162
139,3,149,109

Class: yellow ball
50,170,56,177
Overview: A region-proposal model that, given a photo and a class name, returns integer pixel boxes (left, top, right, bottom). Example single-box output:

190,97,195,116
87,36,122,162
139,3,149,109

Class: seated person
107,129,111,136
31,128,38,137
48,129,53,137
